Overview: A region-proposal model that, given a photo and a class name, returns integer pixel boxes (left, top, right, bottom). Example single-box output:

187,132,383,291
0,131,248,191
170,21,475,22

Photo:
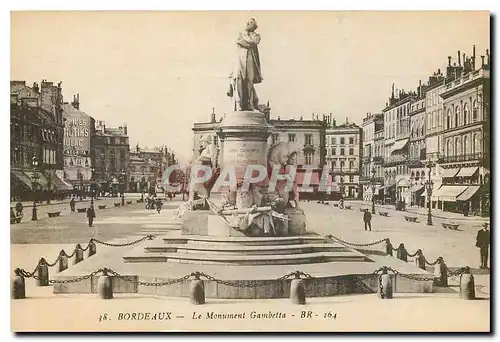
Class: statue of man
229,18,263,111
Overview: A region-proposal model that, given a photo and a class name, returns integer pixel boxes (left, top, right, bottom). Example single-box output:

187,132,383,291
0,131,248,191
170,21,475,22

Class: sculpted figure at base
227,18,263,111
267,141,301,209
187,135,219,210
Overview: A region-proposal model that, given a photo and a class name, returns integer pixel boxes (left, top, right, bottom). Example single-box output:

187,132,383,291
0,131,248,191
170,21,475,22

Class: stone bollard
433,257,448,287
97,269,113,299
396,243,408,262
290,274,306,305
414,249,426,270
57,250,69,273
37,258,49,286
73,244,84,265
189,273,205,305
385,239,393,256
460,267,475,300
378,267,393,299
12,269,26,299
87,239,97,258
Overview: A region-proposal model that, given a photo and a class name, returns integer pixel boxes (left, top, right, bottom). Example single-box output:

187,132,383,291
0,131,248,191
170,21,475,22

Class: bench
359,208,366,212
47,211,61,218
379,211,389,217
114,203,121,207
136,199,143,203
77,208,87,213
442,222,460,230
126,201,133,205
98,205,107,210
333,203,339,207
404,216,418,223
344,205,352,210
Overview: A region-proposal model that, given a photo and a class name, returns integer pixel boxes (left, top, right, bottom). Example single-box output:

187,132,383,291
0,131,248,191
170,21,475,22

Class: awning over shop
24,171,48,189
442,168,460,178
456,167,479,178
409,184,425,193
436,185,468,202
11,170,32,189
391,139,409,155
456,185,480,201
430,182,441,201
51,173,74,191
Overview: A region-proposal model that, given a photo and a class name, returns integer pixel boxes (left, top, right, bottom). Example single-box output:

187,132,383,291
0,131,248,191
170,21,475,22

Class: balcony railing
359,176,384,183
438,153,486,164
383,155,408,167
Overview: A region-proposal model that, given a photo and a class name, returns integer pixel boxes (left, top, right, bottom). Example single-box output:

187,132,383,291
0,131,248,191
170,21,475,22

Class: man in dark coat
476,223,490,269
363,210,372,231
70,197,76,213
87,205,96,227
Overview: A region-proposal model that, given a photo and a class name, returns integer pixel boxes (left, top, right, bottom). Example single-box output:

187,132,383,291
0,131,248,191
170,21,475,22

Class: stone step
123,251,369,265
144,243,349,255
163,235,327,246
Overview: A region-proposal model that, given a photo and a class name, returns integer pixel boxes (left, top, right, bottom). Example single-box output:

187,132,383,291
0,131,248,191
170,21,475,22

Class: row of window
327,147,356,156
330,160,357,171
326,136,356,145
445,133,482,157
332,175,356,183
271,133,314,145
10,146,37,168
445,100,481,130
43,148,57,165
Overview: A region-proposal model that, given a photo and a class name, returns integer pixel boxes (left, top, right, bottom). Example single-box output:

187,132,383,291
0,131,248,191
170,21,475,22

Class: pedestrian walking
339,198,344,209
15,201,23,217
363,209,372,231
476,223,490,269
156,198,163,214
87,205,96,227
70,197,76,213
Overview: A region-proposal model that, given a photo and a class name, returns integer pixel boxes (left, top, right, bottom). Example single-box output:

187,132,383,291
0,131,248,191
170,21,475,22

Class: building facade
437,48,490,216
408,93,427,207
360,113,384,202
10,80,69,201
325,117,362,199
93,121,130,193
382,86,416,204
62,99,96,194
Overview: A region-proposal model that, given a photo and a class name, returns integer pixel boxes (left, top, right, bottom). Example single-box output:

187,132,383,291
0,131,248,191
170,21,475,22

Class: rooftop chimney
458,51,461,66
32,82,39,93
481,55,485,67
472,45,476,70
486,49,490,65
71,93,80,110
448,56,452,66
210,107,216,123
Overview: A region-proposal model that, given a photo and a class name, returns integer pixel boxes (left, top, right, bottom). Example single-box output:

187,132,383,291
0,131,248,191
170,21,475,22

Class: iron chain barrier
327,234,449,269
326,235,387,247
90,235,155,247
14,266,441,288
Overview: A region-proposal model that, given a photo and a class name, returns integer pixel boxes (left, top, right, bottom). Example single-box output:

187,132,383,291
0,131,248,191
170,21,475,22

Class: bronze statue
228,18,262,112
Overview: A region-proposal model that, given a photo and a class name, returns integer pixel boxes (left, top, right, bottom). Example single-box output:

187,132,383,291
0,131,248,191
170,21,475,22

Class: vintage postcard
9,10,491,332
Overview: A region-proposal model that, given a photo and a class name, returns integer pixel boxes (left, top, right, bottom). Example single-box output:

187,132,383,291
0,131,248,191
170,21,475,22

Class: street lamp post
371,166,376,214
141,171,145,201
121,169,126,206
339,164,344,200
31,156,39,221
90,167,96,206
426,159,434,226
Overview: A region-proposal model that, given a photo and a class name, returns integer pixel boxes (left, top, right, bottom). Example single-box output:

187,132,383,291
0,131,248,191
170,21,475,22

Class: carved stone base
207,215,247,237
285,208,307,235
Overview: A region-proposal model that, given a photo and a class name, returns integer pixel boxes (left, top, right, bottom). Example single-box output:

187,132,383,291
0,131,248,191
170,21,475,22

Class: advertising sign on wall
62,104,93,181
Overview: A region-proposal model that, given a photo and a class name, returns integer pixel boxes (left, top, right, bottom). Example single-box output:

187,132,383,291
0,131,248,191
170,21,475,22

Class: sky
10,11,490,162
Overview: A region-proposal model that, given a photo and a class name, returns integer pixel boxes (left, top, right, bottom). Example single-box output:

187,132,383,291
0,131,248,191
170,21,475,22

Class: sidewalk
352,201,490,224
